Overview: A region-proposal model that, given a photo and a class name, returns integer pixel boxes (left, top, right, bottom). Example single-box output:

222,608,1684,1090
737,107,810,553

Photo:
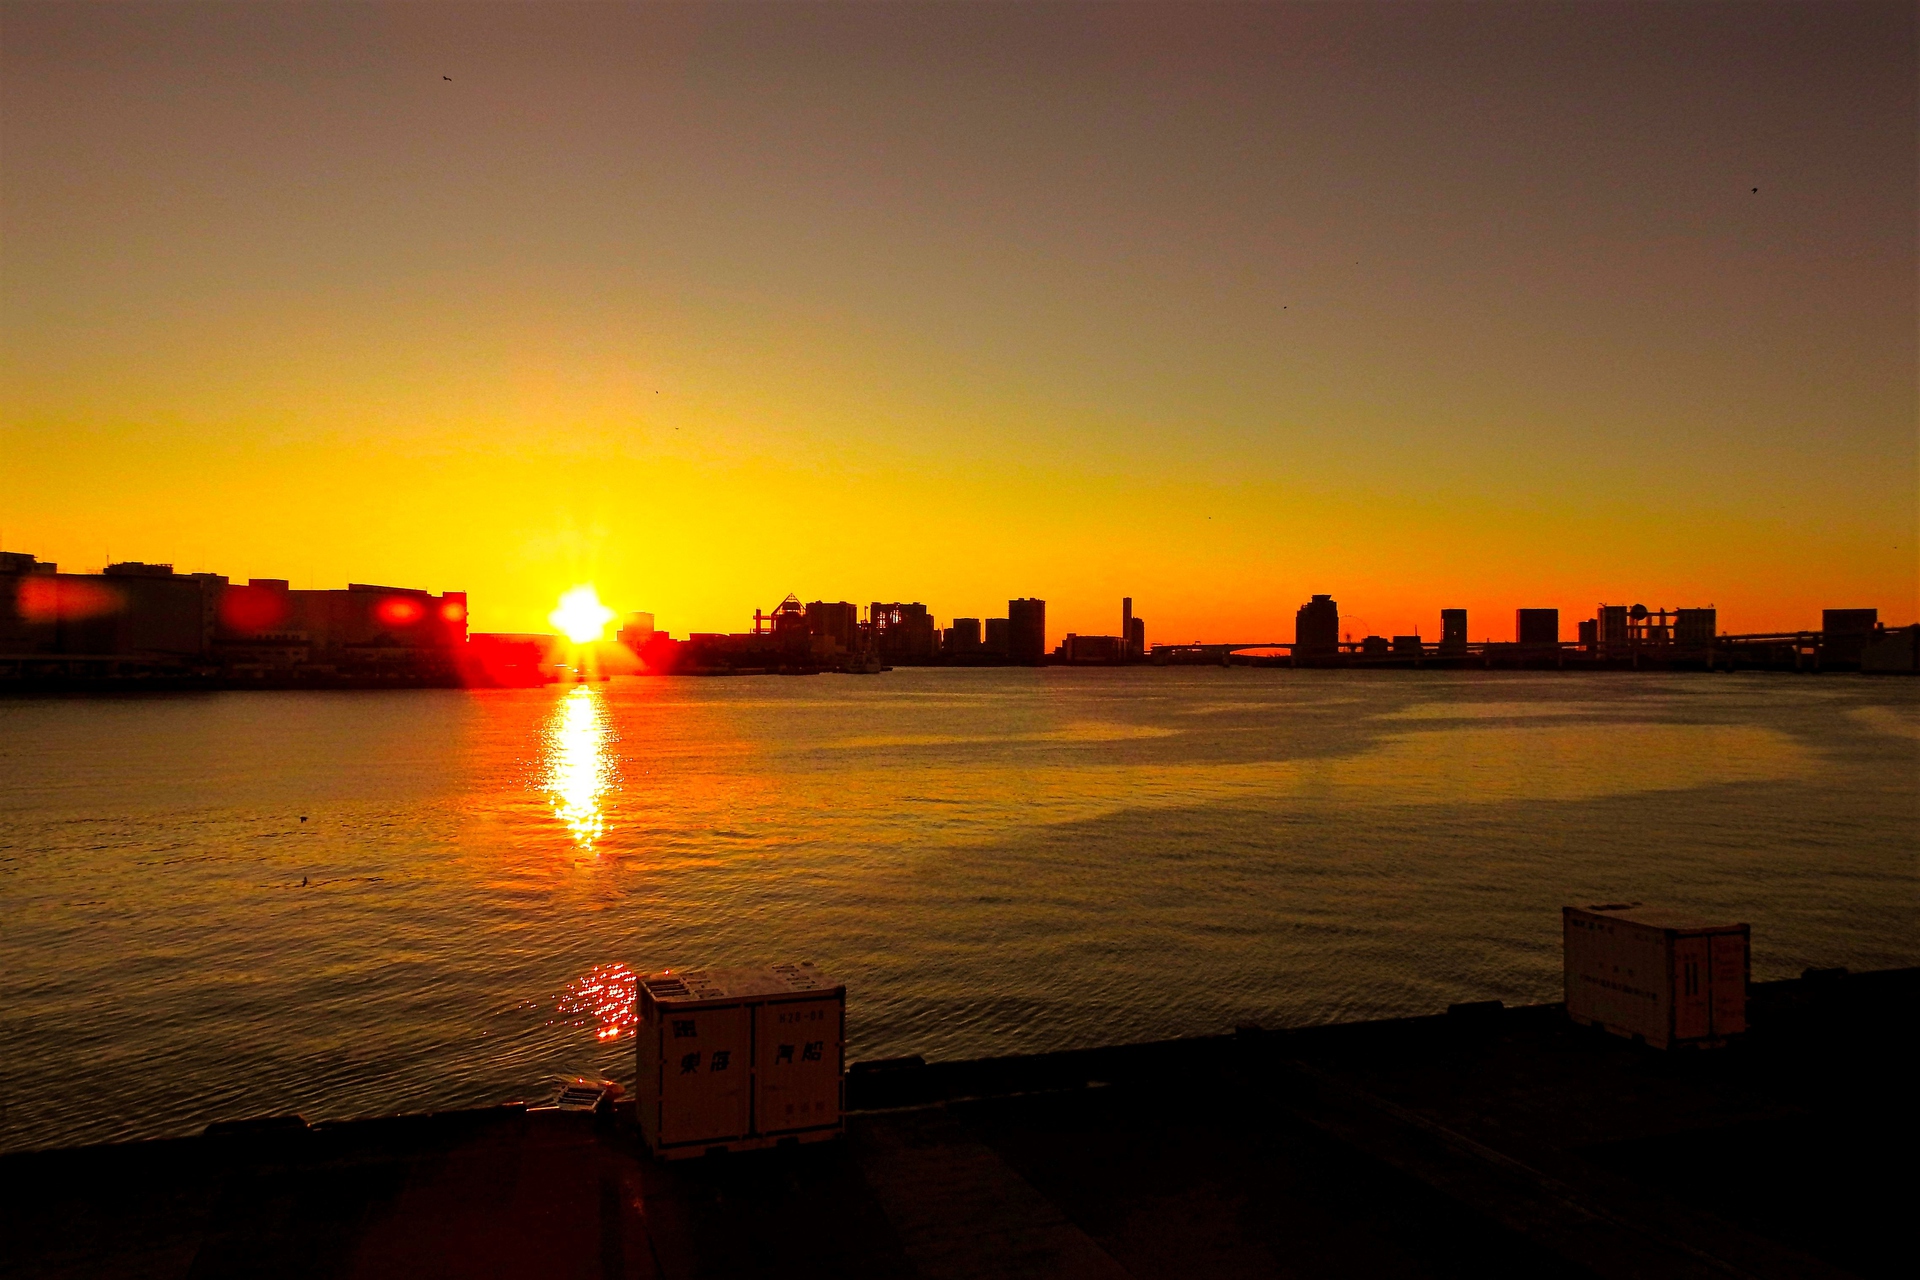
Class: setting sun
549,586,617,645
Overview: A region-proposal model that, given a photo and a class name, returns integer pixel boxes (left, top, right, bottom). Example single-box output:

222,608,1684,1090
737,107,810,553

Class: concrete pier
4,968,1910,1278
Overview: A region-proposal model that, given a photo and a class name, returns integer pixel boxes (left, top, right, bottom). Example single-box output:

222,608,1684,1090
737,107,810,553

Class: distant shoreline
3,661,1914,696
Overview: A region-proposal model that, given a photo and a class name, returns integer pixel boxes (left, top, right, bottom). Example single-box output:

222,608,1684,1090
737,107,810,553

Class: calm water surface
1,669,1915,1152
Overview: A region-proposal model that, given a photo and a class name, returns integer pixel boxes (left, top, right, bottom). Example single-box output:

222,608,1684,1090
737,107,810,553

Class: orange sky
3,2,1914,644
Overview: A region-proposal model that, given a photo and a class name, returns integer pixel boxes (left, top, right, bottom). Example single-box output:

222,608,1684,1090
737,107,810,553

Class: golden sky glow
2,2,1913,642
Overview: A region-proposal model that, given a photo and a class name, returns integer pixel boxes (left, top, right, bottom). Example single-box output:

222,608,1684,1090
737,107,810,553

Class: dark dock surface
5,969,1911,1279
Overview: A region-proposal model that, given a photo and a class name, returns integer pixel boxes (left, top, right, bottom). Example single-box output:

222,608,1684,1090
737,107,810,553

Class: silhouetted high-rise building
945,618,982,653
805,601,860,650
1595,605,1629,653
1440,609,1467,654
1008,598,1046,665
1295,595,1339,655
1516,609,1559,648
870,602,936,661
1119,597,1147,660
984,617,1010,657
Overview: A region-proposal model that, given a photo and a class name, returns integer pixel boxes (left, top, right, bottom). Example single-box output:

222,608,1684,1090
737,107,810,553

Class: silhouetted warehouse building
1863,624,1920,672
466,633,562,686
0,552,57,653
1822,609,1877,666
224,580,466,652
1516,609,1559,647
220,580,467,678
1674,608,1717,651
1295,595,1339,655
2,557,222,659
1008,598,1046,665
3,557,465,681
1062,634,1124,664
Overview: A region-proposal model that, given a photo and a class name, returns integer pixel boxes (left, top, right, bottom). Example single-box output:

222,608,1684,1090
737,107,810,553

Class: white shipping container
635,963,844,1159
1563,905,1749,1048
754,961,844,1138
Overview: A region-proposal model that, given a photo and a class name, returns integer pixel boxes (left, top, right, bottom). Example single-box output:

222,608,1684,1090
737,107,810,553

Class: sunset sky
3,1,1913,642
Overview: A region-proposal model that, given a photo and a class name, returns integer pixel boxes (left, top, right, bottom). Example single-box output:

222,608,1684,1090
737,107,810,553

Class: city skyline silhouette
3,2,1912,640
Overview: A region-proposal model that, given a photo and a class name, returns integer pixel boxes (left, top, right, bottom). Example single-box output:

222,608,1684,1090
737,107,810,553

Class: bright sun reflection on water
545,684,613,850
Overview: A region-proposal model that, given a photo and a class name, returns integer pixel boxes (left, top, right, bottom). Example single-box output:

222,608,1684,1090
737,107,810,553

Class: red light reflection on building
220,585,290,632
376,596,425,626
440,600,466,622
558,963,636,1041
16,576,121,623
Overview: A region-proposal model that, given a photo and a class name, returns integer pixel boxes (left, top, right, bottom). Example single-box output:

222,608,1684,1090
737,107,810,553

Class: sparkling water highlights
559,963,637,1043
0,669,1914,1153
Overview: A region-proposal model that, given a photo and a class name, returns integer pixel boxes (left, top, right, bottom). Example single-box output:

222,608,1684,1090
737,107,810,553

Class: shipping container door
1566,914,1666,1042
754,997,842,1135
656,1004,750,1147
1709,933,1748,1035
1672,935,1711,1040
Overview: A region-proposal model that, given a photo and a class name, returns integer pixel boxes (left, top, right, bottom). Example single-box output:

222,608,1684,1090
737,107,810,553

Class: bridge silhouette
1149,640,1297,661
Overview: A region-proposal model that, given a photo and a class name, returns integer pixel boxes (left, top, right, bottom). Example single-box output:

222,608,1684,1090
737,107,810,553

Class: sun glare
550,585,617,644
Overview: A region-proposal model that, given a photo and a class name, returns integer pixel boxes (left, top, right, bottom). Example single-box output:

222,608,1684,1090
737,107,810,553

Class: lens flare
549,586,616,644
376,595,425,626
